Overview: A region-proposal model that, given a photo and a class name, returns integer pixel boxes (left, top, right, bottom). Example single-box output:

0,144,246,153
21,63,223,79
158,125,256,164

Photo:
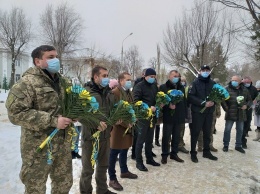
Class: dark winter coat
133,79,158,107
245,83,258,105
221,82,251,121
81,79,115,141
110,86,134,149
188,75,216,114
159,80,187,124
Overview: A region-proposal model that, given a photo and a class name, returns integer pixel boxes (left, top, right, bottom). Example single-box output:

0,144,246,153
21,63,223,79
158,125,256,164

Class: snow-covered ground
0,90,260,194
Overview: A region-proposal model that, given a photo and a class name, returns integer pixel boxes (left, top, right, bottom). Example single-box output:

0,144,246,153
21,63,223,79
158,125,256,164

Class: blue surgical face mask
100,77,110,87
46,58,60,73
147,77,155,84
244,83,250,88
231,81,239,87
181,82,186,86
201,72,210,78
124,81,132,90
172,77,179,84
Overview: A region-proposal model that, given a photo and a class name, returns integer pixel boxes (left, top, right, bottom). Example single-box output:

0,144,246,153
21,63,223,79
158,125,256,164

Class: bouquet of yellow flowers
133,101,153,120
107,100,136,126
155,91,171,111
36,82,101,165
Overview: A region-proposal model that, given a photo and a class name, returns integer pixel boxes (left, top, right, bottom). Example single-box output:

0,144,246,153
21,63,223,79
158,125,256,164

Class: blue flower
129,109,135,114
90,102,99,111
91,97,97,102
71,85,84,94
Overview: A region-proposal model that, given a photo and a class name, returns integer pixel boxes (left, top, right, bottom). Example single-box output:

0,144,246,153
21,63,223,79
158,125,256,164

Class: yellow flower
66,87,72,94
147,108,153,118
135,101,142,106
158,91,166,97
123,101,129,106
82,102,87,106
79,90,91,99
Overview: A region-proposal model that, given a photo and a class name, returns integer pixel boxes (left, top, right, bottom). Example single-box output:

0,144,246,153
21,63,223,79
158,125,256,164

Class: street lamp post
121,32,133,66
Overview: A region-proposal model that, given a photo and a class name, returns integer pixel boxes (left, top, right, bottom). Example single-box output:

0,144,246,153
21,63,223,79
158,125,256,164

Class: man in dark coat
222,75,251,153
159,70,186,164
241,76,258,148
133,68,160,171
80,66,116,194
188,65,218,163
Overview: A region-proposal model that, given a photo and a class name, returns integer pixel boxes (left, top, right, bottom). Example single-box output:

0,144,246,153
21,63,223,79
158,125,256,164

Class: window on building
15,59,21,67
15,74,21,82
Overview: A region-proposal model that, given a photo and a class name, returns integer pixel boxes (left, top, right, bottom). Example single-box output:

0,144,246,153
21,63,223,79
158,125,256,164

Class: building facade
0,48,31,87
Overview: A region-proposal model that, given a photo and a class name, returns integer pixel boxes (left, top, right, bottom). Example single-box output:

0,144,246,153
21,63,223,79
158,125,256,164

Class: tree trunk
10,51,16,88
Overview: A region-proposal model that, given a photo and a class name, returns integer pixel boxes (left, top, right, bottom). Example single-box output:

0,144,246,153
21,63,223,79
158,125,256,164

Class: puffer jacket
81,79,115,141
221,82,251,121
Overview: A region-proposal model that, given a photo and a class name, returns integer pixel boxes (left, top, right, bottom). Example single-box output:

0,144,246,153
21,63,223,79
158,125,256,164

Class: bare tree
210,0,260,26
163,0,235,77
40,3,83,74
0,7,31,87
123,45,144,79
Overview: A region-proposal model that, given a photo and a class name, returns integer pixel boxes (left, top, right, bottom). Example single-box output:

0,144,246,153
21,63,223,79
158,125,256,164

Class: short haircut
31,45,56,65
91,65,107,78
118,72,131,82
169,70,179,76
243,76,252,80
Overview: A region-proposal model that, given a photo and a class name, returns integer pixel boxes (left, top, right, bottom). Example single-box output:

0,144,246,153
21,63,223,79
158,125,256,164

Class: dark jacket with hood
81,79,115,141
159,80,187,124
221,82,251,121
188,74,216,114
244,82,258,106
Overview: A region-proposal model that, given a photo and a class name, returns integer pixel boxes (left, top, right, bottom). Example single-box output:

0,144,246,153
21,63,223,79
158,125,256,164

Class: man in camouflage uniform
80,66,116,194
5,45,73,194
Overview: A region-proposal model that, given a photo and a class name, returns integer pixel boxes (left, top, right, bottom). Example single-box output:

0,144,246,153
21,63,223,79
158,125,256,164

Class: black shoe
155,139,161,147
191,155,198,163
170,154,184,163
223,146,228,152
235,147,245,154
178,147,189,154
203,153,218,161
249,127,252,131
131,154,136,160
242,144,247,149
136,163,148,171
146,159,160,166
71,151,76,159
74,152,81,159
152,151,156,157
161,156,167,164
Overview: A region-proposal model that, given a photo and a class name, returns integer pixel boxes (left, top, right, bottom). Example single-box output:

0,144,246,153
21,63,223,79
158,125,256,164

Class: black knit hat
200,65,210,71
145,68,156,76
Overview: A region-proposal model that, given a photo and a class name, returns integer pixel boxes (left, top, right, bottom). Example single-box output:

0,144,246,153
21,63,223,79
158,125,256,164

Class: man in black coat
159,70,186,164
133,68,160,171
241,76,258,148
188,65,218,163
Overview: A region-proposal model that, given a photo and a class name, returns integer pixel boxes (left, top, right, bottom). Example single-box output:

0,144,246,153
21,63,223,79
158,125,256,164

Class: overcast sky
1,0,194,65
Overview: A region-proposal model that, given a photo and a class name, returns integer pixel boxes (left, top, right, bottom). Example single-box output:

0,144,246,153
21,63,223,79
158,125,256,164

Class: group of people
5,45,260,194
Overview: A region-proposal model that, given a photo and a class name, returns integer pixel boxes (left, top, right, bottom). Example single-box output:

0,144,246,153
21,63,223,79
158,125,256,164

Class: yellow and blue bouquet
200,84,230,113
155,91,171,110
36,84,101,164
133,101,153,120
107,100,136,126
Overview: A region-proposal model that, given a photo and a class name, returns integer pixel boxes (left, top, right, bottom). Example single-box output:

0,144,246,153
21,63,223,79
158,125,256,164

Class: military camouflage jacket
5,67,68,161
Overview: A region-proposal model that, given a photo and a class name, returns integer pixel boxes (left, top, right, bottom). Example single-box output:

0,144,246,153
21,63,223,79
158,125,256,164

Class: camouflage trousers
80,139,110,194
198,112,217,148
178,123,186,148
20,133,73,194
